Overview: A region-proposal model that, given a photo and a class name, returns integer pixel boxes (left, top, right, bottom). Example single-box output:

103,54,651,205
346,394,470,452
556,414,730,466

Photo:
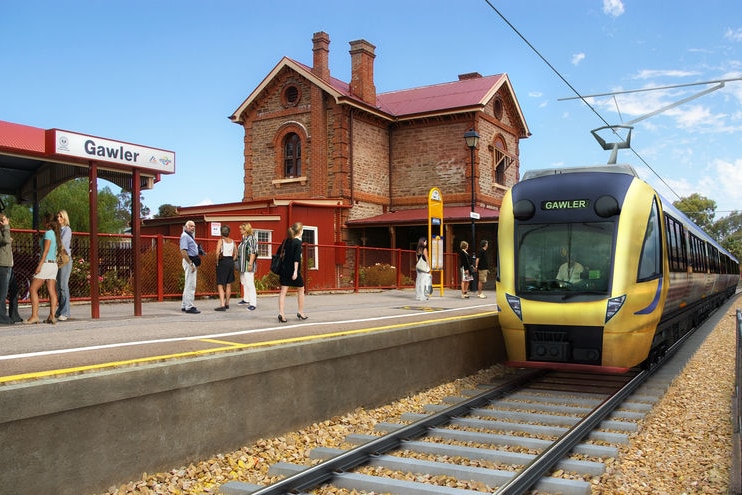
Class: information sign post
428,187,445,296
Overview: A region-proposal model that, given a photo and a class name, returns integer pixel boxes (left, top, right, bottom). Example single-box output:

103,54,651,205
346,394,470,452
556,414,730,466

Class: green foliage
0,179,150,233
256,271,280,291
0,196,32,227
154,204,179,218
712,210,742,262
69,257,92,297
673,193,717,232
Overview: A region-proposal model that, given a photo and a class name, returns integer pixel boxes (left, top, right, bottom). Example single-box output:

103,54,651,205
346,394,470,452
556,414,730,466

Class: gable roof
229,58,529,136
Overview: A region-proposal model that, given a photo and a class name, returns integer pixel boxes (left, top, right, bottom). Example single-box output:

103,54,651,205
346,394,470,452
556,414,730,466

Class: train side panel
600,181,668,368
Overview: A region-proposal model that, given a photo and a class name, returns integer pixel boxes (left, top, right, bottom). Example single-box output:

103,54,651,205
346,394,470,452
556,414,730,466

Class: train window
664,214,687,272
515,221,614,294
688,234,707,273
638,199,662,282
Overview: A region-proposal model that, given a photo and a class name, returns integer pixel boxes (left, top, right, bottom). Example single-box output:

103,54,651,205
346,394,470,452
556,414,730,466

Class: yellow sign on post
428,187,444,296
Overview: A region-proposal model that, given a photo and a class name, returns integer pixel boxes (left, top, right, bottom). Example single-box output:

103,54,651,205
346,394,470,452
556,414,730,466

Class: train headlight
505,293,523,320
605,295,626,323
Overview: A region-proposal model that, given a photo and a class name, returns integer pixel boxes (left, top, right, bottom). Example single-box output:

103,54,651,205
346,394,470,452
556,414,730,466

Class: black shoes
278,314,287,323
185,307,201,314
297,313,309,320
214,306,226,311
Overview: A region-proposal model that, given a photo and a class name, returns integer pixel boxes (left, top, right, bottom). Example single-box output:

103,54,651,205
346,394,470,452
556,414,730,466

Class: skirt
34,261,58,280
216,257,235,285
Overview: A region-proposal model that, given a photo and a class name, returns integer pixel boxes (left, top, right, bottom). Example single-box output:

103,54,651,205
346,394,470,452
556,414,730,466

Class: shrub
360,263,397,287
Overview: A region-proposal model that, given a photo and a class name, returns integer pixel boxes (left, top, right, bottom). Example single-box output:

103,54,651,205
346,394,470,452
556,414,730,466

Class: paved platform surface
0,289,498,383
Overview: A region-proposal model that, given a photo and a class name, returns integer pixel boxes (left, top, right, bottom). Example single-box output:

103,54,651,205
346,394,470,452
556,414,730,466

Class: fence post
156,235,165,302
396,248,402,289
354,245,360,293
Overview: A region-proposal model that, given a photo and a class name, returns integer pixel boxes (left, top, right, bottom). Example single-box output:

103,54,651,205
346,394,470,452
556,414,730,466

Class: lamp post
464,129,480,249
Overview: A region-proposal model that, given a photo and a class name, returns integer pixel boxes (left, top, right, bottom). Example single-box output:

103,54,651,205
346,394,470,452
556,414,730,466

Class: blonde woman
458,240,473,299
277,222,307,322
26,213,60,324
237,223,258,311
55,210,72,320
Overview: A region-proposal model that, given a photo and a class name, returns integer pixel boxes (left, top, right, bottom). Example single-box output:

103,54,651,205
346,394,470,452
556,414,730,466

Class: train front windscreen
516,221,615,294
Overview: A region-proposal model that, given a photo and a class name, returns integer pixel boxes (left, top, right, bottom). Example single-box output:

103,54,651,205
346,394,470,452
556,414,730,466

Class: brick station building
143,32,530,288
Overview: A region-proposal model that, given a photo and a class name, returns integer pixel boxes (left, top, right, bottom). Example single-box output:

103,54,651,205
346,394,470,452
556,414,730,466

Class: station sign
48,129,175,174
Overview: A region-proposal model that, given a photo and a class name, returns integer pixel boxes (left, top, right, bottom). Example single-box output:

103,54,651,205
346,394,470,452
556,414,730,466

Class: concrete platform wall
0,314,504,495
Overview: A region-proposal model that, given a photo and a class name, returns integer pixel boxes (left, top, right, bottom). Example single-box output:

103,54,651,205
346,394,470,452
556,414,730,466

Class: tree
710,210,742,262
154,204,179,218
116,189,151,227
0,195,32,228
673,193,717,232
0,179,149,233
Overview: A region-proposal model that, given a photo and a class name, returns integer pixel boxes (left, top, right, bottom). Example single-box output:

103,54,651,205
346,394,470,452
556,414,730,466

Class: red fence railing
9,230,463,303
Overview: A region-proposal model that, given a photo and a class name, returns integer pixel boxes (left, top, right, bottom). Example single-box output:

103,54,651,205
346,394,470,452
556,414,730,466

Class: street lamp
464,128,480,248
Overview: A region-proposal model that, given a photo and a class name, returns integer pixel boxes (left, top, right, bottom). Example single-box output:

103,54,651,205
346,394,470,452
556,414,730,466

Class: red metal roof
376,75,504,117
347,205,499,226
0,120,46,154
247,60,507,121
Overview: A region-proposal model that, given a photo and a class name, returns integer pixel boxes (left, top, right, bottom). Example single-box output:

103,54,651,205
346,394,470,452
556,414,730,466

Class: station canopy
0,120,175,203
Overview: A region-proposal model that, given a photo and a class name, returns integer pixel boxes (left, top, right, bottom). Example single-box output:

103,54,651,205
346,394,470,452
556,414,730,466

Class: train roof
521,164,639,181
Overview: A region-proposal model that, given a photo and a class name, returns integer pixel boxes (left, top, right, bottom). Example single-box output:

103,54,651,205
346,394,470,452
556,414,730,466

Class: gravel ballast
99,303,740,495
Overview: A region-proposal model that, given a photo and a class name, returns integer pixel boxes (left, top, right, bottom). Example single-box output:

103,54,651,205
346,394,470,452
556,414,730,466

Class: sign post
428,187,444,296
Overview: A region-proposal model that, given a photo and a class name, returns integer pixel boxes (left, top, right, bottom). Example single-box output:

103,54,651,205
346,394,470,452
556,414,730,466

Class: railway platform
0,289,497,383
0,289,503,495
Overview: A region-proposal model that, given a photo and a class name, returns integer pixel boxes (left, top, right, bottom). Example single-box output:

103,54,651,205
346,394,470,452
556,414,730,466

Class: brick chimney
312,31,330,80
349,39,377,105
458,72,483,80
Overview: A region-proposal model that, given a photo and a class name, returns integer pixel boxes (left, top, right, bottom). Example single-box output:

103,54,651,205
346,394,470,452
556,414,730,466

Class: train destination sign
49,129,175,174
541,199,590,211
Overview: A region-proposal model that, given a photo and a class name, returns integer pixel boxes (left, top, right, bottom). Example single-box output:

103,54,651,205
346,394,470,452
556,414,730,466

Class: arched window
493,136,509,185
283,133,302,177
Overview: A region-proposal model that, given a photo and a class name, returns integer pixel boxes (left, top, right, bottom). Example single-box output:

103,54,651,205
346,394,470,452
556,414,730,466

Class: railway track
220,323,707,495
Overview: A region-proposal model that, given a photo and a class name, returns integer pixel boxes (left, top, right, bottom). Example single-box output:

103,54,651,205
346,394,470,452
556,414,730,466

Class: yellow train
496,164,739,372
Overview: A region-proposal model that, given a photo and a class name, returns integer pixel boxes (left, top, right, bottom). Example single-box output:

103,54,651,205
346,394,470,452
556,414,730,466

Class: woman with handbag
414,237,431,301
25,213,61,324
55,210,72,321
277,222,307,322
458,240,473,299
214,225,237,311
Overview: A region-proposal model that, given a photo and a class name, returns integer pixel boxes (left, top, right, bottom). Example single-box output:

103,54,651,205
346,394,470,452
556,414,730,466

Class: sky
2,0,742,218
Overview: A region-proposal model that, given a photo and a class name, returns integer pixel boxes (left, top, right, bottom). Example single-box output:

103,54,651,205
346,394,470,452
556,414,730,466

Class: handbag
270,240,285,275
57,249,70,268
415,256,430,273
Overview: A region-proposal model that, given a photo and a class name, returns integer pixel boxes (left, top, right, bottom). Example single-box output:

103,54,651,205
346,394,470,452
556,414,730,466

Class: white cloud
194,198,214,206
571,53,586,66
633,69,701,80
711,158,742,213
724,28,742,42
602,0,625,17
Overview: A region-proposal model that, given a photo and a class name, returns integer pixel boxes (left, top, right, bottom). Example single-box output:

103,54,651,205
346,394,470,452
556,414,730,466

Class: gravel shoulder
100,304,740,495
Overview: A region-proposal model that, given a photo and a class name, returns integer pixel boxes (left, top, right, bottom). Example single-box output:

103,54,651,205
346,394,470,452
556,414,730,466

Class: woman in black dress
214,225,237,311
278,222,307,322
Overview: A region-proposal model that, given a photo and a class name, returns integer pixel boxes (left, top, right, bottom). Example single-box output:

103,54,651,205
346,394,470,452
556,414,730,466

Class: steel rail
494,322,701,494
241,369,546,495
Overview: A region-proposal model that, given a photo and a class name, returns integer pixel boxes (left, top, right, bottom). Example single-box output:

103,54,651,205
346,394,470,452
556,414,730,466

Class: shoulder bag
270,240,285,275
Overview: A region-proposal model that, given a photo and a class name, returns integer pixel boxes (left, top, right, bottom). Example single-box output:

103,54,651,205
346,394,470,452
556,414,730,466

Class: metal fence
9,229,462,303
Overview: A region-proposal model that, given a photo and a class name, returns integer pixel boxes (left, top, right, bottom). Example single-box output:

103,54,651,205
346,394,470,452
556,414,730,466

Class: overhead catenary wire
480,0,739,210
